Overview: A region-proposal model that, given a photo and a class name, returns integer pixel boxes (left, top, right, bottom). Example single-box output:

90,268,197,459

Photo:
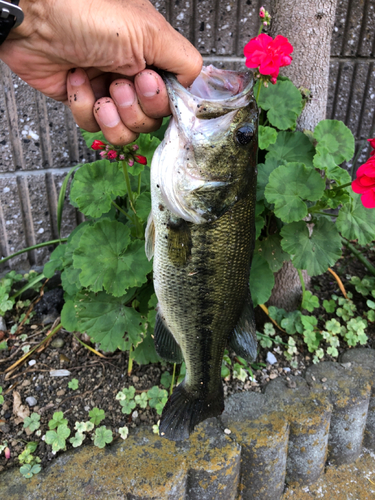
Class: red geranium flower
134,155,147,165
368,137,375,156
352,156,375,208
107,150,118,160
91,139,106,150
244,33,293,80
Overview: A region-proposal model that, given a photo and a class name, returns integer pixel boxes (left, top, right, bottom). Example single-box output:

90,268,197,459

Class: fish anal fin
154,313,183,364
145,212,155,261
159,381,224,441
228,289,257,363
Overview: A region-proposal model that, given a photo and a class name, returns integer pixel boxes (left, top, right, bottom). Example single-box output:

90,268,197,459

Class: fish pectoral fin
228,288,257,363
145,212,155,261
154,312,184,364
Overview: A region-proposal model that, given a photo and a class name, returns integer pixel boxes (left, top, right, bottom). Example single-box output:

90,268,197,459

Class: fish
145,65,258,441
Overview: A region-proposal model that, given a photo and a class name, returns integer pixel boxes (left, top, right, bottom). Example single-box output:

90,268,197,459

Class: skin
0,0,203,145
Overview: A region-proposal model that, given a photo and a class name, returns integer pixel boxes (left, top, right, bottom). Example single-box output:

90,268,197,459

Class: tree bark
270,0,338,131
267,0,338,311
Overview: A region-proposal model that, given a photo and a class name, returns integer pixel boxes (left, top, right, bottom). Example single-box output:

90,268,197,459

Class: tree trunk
267,0,338,311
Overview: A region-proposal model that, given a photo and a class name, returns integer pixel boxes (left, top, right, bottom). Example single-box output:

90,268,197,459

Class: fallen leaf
13,390,30,424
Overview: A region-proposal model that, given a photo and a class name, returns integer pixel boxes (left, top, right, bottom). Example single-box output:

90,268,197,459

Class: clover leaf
23,413,41,432
94,426,113,448
45,424,70,452
160,371,172,390
255,234,290,273
337,193,375,245
20,464,41,479
301,291,320,312
249,253,275,307
120,399,136,415
89,407,106,426
257,79,303,130
70,160,126,218
265,163,325,223
135,392,148,409
69,431,85,448
119,426,129,440
74,220,152,296
280,218,342,276
75,290,145,352
266,131,315,168
259,126,278,150
68,378,79,390
147,386,168,415
48,411,68,430
314,119,355,164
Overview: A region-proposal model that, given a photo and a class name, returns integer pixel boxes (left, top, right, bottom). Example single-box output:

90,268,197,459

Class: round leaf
73,220,152,296
257,79,303,130
280,218,342,276
337,192,375,245
259,126,278,150
249,253,275,307
256,157,287,201
255,235,290,273
314,120,355,164
70,160,126,218
265,163,325,223
75,290,145,352
266,131,315,168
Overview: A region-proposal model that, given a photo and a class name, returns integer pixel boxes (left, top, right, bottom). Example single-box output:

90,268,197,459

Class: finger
134,70,170,119
67,68,99,132
110,79,162,133
94,97,138,146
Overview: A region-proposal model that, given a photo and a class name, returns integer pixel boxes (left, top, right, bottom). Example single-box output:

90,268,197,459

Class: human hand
0,0,202,145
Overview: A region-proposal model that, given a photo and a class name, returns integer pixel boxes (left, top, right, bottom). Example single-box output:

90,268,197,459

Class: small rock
0,316,7,331
21,380,31,387
283,367,291,372
341,362,351,369
28,360,36,366
321,377,327,383
132,376,139,383
287,380,297,389
50,370,71,377
224,428,231,435
25,397,37,407
311,375,316,381
51,338,64,348
84,406,90,411
132,410,139,421
269,373,278,380
266,352,277,365
56,389,66,396
30,325,38,330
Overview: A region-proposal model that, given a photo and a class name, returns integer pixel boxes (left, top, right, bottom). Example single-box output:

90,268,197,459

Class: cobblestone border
0,348,374,499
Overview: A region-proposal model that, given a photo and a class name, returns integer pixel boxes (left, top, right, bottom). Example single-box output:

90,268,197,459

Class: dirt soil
1,246,375,475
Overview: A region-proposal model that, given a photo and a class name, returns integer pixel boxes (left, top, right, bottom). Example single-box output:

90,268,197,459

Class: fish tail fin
159,382,224,441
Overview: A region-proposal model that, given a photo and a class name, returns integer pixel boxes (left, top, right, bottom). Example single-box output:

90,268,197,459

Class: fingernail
136,72,159,98
112,83,136,107
69,70,86,86
96,101,120,127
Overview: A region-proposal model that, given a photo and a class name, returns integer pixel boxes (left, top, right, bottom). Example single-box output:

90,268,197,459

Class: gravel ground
1,245,375,474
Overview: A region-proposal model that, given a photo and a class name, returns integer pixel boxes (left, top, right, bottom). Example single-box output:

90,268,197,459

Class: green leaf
280,218,342,276
120,399,136,414
337,193,375,245
43,244,66,278
313,147,351,185
89,407,106,425
323,299,336,313
69,431,85,448
23,413,41,432
259,126,278,150
249,253,275,307
80,128,106,149
265,163,325,223
73,220,152,296
61,266,82,296
45,424,70,452
48,411,68,429
134,192,151,222
301,291,319,312
160,371,172,389
256,156,287,201
75,290,145,352
255,235,290,273
70,160,126,218
266,131,315,168
135,392,148,408
255,215,265,239
147,386,168,415
150,117,170,141
68,378,79,390
134,134,161,169
257,79,303,130
61,299,80,332
132,327,160,364
314,120,355,164
20,464,42,478
93,426,113,448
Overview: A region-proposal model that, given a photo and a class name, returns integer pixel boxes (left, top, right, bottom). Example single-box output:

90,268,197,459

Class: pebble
0,316,7,332
132,410,139,421
50,370,71,377
266,352,277,365
84,406,90,411
283,367,291,372
28,360,36,366
132,376,139,383
321,377,327,382
224,428,231,435
21,380,31,387
51,338,64,348
56,390,66,396
26,397,37,407
269,373,278,380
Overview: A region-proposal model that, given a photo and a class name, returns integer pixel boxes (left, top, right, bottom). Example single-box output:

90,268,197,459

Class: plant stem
297,269,306,306
170,363,176,396
11,273,45,300
128,345,133,375
331,181,352,191
121,160,136,213
255,81,262,103
0,239,67,266
137,173,142,196
111,201,131,220
341,238,375,277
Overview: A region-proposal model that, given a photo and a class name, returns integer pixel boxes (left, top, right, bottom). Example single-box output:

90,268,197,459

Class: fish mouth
163,65,254,121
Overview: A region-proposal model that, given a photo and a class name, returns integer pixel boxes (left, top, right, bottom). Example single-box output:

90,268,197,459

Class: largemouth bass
145,65,258,441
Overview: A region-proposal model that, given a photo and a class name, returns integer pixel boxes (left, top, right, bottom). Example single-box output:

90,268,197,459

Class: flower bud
119,154,125,160
132,144,139,151
5,447,10,460
91,140,106,150
128,159,134,167
263,21,268,26
270,77,277,85
99,151,106,158
134,155,147,165
259,7,265,18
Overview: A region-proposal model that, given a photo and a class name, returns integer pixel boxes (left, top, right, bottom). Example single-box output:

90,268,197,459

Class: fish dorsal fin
154,312,184,364
145,212,155,261
228,288,257,363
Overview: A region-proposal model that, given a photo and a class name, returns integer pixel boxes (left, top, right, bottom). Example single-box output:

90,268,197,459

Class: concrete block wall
0,0,374,270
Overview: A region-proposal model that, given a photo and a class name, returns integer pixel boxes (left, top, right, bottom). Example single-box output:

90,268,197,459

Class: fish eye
235,124,254,145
